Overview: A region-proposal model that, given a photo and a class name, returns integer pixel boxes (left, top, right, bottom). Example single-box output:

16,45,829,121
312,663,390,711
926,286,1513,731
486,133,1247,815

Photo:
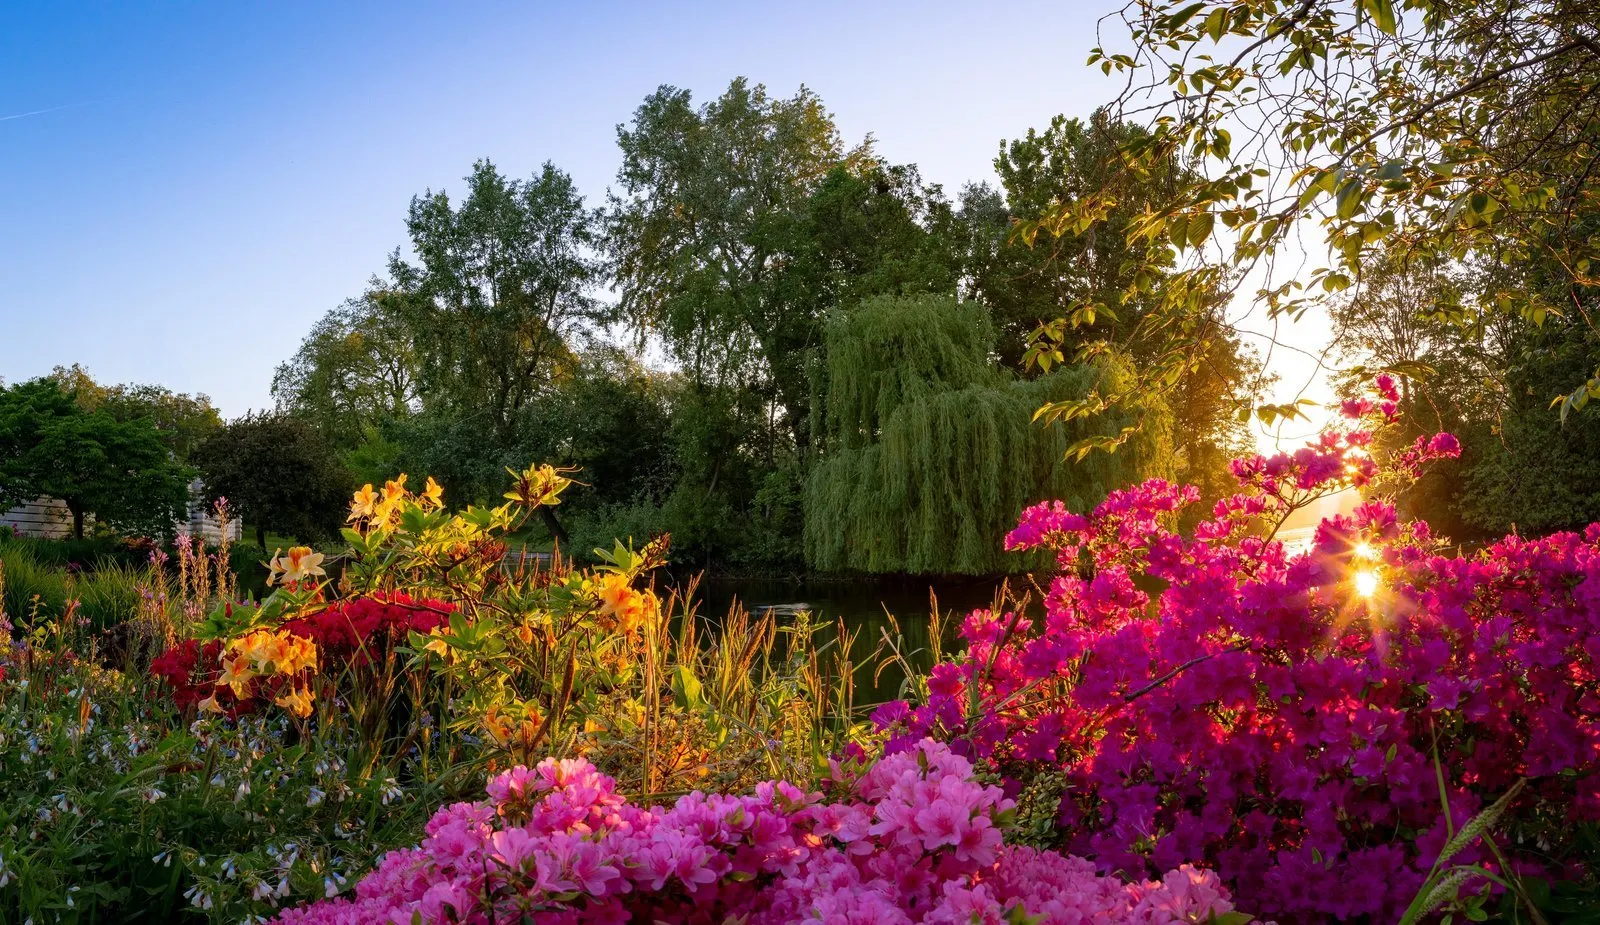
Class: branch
1124,642,1249,703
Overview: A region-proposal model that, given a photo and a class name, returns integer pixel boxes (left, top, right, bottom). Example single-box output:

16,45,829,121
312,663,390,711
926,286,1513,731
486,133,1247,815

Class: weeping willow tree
806,294,1170,575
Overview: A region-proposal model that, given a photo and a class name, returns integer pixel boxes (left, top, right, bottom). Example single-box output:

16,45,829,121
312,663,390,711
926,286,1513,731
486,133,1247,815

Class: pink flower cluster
879,406,1597,921
273,740,1236,925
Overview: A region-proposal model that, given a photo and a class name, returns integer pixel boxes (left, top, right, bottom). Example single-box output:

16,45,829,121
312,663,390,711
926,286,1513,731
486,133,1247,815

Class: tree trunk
256,524,267,549
70,503,85,540
538,506,569,551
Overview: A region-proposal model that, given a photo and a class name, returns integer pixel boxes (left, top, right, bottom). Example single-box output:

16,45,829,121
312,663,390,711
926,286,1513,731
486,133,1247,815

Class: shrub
272,740,1241,925
873,381,1600,922
0,607,461,923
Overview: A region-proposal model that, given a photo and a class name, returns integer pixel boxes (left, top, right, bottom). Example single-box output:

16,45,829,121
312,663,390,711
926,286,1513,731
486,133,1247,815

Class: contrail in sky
0,100,99,123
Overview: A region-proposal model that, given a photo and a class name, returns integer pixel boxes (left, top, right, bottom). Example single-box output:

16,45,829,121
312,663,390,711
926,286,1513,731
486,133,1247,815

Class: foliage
514,347,677,513
272,740,1241,925
873,384,1600,922
1025,0,1600,452
273,160,601,536
389,160,600,447
193,412,353,548
1330,249,1600,538
957,113,1258,500
0,535,146,634
807,294,1172,574
965,114,1184,367
0,578,458,923
0,378,192,539
605,78,870,442
270,290,420,451
167,462,863,798
49,363,223,463
0,457,872,922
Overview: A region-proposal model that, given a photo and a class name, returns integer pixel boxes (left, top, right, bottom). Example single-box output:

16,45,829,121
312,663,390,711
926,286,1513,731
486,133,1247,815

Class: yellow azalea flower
198,693,224,715
267,546,326,586
422,631,455,662
228,630,275,667
274,685,314,718
382,475,408,506
372,474,409,523
348,483,379,522
421,476,444,509
503,463,572,508
216,656,257,699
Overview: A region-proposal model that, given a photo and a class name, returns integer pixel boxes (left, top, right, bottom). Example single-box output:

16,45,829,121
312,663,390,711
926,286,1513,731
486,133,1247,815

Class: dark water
674,577,1007,706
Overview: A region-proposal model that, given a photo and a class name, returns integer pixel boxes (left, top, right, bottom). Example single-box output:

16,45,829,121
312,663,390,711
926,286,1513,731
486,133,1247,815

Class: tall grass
0,536,147,633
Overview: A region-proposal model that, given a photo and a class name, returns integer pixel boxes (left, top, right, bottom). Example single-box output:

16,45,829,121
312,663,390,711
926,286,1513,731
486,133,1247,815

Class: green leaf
1188,212,1215,247
1335,178,1365,219
673,664,705,709
1369,0,1398,34
1164,2,1207,30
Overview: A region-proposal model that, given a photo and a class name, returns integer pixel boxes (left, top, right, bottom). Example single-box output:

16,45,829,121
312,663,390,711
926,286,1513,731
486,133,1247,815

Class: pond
672,576,1009,706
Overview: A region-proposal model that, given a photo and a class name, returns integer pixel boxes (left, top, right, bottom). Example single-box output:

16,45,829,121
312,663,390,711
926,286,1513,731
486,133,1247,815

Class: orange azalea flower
595,574,654,635
481,705,515,746
348,483,379,522
198,693,224,715
275,635,318,675
421,476,444,509
274,685,314,718
216,656,257,699
596,573,636,614
229,629,279,667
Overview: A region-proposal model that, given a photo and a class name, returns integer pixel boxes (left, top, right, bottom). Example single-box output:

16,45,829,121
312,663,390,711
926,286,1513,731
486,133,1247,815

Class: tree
271,288,420,450
966,114,1186,367
1458,316,1600,535
49,364,222,462
0,379,191,539
805,294,1171,575
514,347,676,510
193,413,353,548
1026,0,1600,451
605,78,874,448
603,79,975,569
1330,244,1600,538
961,114,1258,502
391,160,599,446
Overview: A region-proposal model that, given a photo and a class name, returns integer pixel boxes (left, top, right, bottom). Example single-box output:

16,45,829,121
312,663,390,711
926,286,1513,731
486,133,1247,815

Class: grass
0,534,147,632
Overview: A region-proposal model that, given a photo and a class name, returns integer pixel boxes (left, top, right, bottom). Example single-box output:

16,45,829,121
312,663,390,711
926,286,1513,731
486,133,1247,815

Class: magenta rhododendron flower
876,393,1599,923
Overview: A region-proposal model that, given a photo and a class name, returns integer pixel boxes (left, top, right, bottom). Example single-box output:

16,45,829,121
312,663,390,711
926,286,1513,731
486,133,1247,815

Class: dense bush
273,741,1238,925
873,384,1600,923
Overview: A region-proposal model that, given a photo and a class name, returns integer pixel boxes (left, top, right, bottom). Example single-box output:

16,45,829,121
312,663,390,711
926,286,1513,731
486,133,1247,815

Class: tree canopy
256,78,1273,573
806,294,1171,575
193,412,354,549
49,363,222,463
0,378,192,539
1023,0,1600,451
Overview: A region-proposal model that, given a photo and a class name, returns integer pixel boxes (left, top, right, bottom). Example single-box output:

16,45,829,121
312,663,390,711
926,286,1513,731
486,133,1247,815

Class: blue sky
3,3,1327,425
